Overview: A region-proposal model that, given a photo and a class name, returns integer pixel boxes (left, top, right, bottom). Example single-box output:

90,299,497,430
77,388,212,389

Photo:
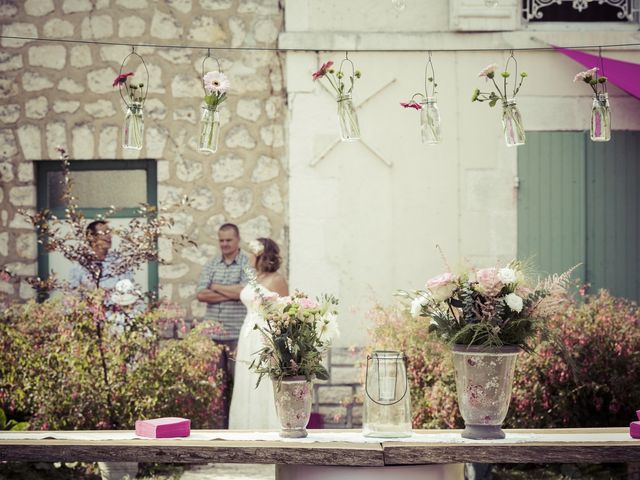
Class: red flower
112,72,134,87
312,60,334,81
400,102,422,110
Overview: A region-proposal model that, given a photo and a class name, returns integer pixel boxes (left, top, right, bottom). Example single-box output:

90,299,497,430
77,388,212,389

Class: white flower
203,71,230,93
410,293,430,318
497,267,517,284
114,279,134,294
504,293,523,313
316,312,340,343
111,279,138,306
248,239,264,256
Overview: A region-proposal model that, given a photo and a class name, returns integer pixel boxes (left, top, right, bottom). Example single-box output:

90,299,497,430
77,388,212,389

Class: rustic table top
0,428,637,465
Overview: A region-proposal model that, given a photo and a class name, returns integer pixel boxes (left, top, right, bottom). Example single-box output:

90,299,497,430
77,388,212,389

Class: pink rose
298,297,319,309
475,268,503,294
426,272,458,302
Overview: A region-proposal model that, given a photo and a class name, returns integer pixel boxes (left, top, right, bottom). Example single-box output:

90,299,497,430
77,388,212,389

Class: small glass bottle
501,99,525,147
199,105,221,154
591,93,611,142
337,94,360,142
420,97,442,145
122,102,144,150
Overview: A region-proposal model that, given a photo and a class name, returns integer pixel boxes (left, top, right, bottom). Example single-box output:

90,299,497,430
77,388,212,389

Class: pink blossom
0,271,10,282
400,102,422,110
312,60,333,81
573,67,598,83
112,71,134,87
298,297,319,309
478,63,497,80
425,272,458,301
475,267,503,294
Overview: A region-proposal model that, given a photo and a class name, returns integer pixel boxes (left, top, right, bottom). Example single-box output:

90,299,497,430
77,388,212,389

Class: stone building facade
0,0,288,320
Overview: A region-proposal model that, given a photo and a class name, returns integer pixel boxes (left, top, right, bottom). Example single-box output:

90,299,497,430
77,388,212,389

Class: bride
229,237,289,430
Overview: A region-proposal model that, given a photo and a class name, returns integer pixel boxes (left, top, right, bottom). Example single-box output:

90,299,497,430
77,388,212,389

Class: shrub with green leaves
367,290,640,429
0,293,225,430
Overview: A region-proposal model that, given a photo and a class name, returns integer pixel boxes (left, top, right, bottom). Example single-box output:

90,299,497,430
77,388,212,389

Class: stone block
0,163,14,182
62,0,92,13
260,124,284,147
0,52,23,72
17,125,41,161
171,74,201,98
20,280,36,300
261,184,283,213
0,104,20,123
10,186,36,206
331,347,361,366
1,210,7,227
251,155,280,183
225,125,256,149
9,210,34,229
17,163,34,182
204,213,226,237
238,215,271,239
1,23,38,48
317,385,354,405
238,0,279,14
81,15,114,39
146,98,167,120
25,0,54,16
58,77,84,94
150,10,183,39
0,231,7,256
84,99,116,118
229,17,246,47
319,406,347,426
72,124,94,159
211,154,244,183
158,237,173,262
157,160,170,182
330,365,360,385
168,0,192,13
190,186,215,211
116,0,149,8
142,63,165,94
158,283,173,302
0,78,18,98
160,263,190,280
53,100,80,114
223,187,252,218
86,67,117,94
254,18,279,44
178,283,196,299
158,185,185,209
0,281,14,296
190,299,206,318
118,16,146,38
176,159,203,182
25,96,47,119
188,16,227,43
237,98,262,122
16,233,37,259
23,71,54,91
70,45,92,68
161,212,193,235
199,0,232,9
181,244,210,265
265,96,283,120
44,19,74,37
99,45,131,64
0,187,3,202
173,107,197,124
0,129,17,160
46,121,67,159
146,126,168,158
158,49,191,64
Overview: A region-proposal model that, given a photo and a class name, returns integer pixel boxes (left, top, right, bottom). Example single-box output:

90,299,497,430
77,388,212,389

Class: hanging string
0,34,639,53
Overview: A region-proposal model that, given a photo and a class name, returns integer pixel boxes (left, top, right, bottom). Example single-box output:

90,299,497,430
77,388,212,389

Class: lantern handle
364,352,409,406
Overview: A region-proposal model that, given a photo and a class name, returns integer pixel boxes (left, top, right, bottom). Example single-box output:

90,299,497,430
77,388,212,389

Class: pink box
631,410,640,439
135,417,191,438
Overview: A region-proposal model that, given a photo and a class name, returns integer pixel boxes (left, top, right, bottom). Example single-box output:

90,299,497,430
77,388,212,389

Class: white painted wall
284,0,640,347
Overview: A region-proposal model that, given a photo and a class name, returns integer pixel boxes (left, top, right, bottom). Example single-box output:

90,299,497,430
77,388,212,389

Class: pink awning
554,46,640,100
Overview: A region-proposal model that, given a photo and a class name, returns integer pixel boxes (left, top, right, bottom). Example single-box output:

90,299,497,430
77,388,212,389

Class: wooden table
1,428,638,480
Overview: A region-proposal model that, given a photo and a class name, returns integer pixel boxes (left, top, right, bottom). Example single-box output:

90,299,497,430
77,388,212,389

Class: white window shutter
450,0,520,31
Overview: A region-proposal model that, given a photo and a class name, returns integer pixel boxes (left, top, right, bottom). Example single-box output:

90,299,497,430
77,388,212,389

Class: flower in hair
248,240,264,256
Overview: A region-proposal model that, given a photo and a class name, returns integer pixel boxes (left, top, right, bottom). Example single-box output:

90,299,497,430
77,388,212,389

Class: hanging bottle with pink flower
114,50,149,151
401,53,442,145
199,53,229,154
574,65,611,142
501,99,526,147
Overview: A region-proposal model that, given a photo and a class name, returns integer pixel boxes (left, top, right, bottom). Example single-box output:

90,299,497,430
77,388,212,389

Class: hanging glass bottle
420,97,442,144
502,99,525,147
591,93,611,142
123,101,144,150
199,105,221,153
337,94,360,141
117,48,149,151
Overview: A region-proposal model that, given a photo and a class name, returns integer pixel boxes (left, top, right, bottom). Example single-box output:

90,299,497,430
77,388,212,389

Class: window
523,0,639,23
35,160,158,293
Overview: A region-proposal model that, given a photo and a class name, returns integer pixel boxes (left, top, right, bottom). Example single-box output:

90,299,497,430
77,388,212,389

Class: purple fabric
554,46,640,100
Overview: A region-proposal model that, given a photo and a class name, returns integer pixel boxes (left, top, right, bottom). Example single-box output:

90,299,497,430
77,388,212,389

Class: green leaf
0,409,6,430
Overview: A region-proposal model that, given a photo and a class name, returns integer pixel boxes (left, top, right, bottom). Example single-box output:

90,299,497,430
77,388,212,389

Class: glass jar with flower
312,55,362,141
250,284,339,438
574,67,610,142
399,261,575,439
113,52,149,151
199,56,230,154
472,55,528,147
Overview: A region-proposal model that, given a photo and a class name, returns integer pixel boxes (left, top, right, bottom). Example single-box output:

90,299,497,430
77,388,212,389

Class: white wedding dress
228,284,280,430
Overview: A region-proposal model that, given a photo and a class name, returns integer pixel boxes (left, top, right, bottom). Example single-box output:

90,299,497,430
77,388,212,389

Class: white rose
504,293,523,313
497,267,517,284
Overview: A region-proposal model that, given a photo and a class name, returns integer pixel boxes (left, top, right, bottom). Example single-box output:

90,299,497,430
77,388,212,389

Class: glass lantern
501,99,525,147
199,105,221,153
420,96,442,144
122,102,144,150
337,94,360,142
591,93,611,142
363,351,412,438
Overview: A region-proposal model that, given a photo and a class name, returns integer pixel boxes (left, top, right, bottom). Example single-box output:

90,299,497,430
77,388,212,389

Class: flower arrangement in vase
250,284,339,437
113,71,147,150
574,67,610,142
399,261,575,439
199,69,230,153
472,58,528,146
312,57,362,141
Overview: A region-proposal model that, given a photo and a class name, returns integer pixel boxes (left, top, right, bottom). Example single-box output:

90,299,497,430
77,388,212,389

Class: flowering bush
368,290,640,430
202,70,230,110
574,66,607,95
250,285,339,385
399,262,575,349
0,293,226,430
472,63,527,107
312,59,362,98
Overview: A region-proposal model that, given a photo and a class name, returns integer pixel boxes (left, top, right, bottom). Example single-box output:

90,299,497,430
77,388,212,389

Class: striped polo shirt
197,250,251,340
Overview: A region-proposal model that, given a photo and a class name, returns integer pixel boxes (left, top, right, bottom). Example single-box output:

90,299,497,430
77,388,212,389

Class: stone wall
0,0,288,318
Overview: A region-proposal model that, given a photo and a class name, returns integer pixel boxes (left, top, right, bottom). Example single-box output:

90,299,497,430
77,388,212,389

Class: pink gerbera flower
112,72,134,87
312,60,334,81
400,102,422,110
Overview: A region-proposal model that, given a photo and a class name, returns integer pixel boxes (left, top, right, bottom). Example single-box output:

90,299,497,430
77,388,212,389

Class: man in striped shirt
197,223,251,426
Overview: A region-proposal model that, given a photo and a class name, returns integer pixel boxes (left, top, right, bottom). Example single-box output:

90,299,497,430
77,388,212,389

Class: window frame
35,159,159,294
